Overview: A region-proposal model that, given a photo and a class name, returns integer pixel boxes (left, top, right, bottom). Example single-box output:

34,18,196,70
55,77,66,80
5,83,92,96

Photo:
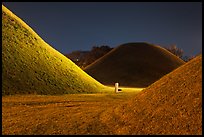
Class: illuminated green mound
2,5,106,95
85,42,185,88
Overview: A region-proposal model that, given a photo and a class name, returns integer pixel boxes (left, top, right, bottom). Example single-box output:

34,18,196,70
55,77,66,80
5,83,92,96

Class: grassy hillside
85,42,185,88
2,5,107,95
101,54,202,134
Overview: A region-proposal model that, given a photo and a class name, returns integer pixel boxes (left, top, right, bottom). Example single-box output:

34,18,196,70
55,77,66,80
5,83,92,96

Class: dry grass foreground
2,5,108,95
101,54,202,135
85,42,185,88
2,88,143,135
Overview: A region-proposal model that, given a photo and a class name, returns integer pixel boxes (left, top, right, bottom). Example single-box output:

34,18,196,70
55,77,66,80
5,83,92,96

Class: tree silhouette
165,45,197,62
165,45,184,58
65,45,113,69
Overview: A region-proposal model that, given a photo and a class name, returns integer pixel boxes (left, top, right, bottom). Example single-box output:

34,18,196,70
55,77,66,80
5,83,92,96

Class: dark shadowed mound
101,55,202,135
85,42,185,87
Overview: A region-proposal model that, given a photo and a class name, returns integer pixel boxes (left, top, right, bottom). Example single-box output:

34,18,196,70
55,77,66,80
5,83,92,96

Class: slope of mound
2,5,106,95
101,55,202,135
85,42,185,87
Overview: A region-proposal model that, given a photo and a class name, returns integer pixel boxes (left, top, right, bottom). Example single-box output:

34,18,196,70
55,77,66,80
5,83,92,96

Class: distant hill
2,5,106,95
101,54,202,134
85,42,185,88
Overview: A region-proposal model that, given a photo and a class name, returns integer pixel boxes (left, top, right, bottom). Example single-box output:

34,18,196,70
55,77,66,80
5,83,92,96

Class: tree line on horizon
65,45,113,69
65,44,195,69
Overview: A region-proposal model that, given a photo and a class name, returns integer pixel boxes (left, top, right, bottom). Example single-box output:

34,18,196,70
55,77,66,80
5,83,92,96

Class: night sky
3,2,202,57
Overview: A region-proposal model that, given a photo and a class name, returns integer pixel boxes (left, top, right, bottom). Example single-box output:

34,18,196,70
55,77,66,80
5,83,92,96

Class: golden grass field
2,87,143,135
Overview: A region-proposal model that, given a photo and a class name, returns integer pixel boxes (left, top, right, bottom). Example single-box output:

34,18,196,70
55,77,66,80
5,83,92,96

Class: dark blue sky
3,2,202,56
